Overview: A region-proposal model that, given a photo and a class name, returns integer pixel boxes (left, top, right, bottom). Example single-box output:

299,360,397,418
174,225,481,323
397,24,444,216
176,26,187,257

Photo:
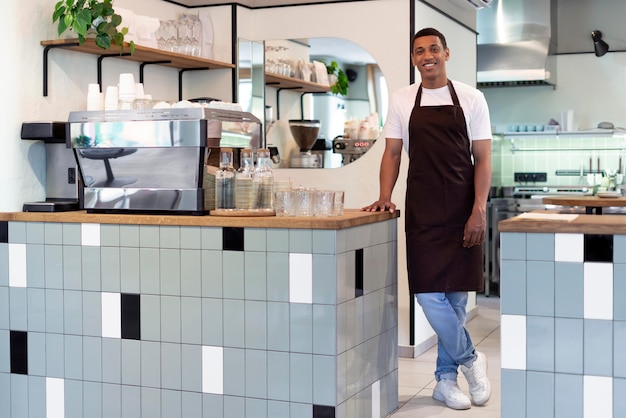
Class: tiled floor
390,295,501,417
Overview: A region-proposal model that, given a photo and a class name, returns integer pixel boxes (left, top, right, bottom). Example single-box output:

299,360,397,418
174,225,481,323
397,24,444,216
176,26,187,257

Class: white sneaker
461,351,492,406
432,379,471,410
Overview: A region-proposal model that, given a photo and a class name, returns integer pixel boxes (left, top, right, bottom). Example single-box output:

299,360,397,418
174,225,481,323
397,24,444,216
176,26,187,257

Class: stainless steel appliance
332,135,376,165
67,108,261,214
21,122,80,212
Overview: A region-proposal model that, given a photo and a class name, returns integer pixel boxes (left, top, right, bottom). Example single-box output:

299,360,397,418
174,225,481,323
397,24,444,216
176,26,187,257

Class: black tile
121,294,141,340
10,331,28,375
223,227,244,251
0,221,7,243
584,234,613,262
313,405,335,418
355,248,364,298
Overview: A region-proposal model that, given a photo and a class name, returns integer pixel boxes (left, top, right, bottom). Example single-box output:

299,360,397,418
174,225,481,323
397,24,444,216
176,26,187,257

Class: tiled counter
0,210,399,418
499,213,626,418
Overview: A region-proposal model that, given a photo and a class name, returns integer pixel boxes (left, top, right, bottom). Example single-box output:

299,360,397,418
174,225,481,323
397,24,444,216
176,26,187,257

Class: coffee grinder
288,119,322,168
20,122,79,212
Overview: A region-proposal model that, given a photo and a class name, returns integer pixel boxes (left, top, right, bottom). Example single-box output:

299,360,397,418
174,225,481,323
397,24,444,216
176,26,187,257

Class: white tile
101,292,121,339
81,223,101,246
554,233,583,262
289,253,312,304
500,314,526,370
583,375,612,418
371,379,380,418
46,377,65,418
584,262,613,320
8,243,27,287
202,346,223,394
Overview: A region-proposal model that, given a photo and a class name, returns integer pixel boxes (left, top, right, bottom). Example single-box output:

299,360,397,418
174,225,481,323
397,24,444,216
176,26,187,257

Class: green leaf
52,4,66,22
110,13,121,27
57,17,68,35
76,8,92,27
63,14,73,31
95,32,111,50
73,19,88,37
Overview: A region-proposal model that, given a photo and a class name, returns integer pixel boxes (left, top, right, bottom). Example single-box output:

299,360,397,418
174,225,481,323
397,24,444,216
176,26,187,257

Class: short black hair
412,27,448,51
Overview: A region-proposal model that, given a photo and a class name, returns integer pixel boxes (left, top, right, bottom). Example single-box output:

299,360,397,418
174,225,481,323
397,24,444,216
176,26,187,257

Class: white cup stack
86,83,103,111
104,86,119,111
118,73,136,110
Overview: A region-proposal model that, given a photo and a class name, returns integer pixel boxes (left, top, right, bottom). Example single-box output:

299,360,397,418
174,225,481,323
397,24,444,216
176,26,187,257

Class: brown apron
405,80,483,294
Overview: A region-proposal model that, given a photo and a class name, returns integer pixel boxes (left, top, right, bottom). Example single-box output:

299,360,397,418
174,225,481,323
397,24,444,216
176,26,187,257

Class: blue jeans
416,292,476,381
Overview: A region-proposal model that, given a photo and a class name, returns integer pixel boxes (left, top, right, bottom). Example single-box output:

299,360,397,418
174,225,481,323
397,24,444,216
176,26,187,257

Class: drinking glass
314,190,334,217
331,190,345,216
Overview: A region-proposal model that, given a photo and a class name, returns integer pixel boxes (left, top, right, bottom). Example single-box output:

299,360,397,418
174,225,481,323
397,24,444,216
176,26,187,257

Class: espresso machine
20,122,80,212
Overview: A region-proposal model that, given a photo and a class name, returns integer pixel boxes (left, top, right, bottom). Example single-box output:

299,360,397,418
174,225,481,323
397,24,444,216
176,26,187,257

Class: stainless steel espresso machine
67,107,261,214
332,135,377,165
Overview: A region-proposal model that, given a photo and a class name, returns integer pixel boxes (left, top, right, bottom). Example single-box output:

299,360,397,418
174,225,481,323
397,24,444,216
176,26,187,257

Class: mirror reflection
263,37,387,169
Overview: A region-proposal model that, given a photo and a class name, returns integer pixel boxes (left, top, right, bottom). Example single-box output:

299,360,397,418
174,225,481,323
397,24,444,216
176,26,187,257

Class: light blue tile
45,289,64,334
527,261,554,317
84,381,103,418
554,318,583,374
203,394,224,418
181,344,202,392
616,322,626,378
223,252,244,299
102,383,121,418
201,250,223,298
63,245,82,290
28,375,46,418
223,348,245,396
526,371,554,418
500,260,526,315
526,316,554,372
224,395,245,418
554,373,583,418
64,290,83,335
121,385,141,418
162,389,182,418
140,248,160,295
501,232,526,260
0,288,7,331
159,225,180,249
161,296,181,343
245,252,267,300
313,304,336,356
141,387,160,418
267,253,289,302
44,223,63,245
100,224,119,247
313,254,336,305
245,398,267,418
46,333,64,378
27,288,46,332
245,300,267,350
180,249,202,297
0,244,8,287
119,225,140,247
584,319,613,376
160,249,181,296
120,247,140,294
290,229,313,253
161,343,182,390
44,245,63,289
83,291,101,337
615,265,626,321
0,373,9,416
363,244,386,294
83,336,102,382
201,227,222,250
245,349,268,399
102,338,121,384
223,299,245,348
267,351,290,401
313,354,336,405
313,229,336,255
140,225,160,248
267,400,290,418
82,246,101,291
201,298,223,346
65,378,83,418
267,302,290,352
121,340,141,386
180,226,202,250
26,244,45,288
63,223,81,245
290,353,313,403
65,334,83,380
10,374,28,417
555,262,584,318
290,401,312,418
615,235,626,264
181,297,202,345
501,369,526,418
8,222,26,244
362,291,380,342
140,341,161,389
100,247,121,292
140,295,160,341
245,228,266,251
290,303,313,354
27,332,46,376
346,225,372,252
182,391,202,418
26,222,44,244
615,378,626,418
267,229,289,253
527,233,554,261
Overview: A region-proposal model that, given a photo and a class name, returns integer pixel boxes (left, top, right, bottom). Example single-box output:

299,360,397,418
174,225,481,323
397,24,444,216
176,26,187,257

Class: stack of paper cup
86,83,103,111
118,73,136,110
104,86,119,111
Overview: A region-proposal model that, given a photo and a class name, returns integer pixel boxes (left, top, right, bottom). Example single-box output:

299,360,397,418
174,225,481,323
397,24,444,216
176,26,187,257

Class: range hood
476,0,556,87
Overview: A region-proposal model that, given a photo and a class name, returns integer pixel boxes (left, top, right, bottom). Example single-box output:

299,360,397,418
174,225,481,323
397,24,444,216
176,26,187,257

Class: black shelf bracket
43,42,79,96
97,53,132,92
275,87,300,120
139,61,172,84
300,91,329,120
178,68,210,101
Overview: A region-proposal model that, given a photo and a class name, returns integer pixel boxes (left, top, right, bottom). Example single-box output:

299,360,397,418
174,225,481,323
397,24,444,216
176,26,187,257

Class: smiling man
362,27,493,410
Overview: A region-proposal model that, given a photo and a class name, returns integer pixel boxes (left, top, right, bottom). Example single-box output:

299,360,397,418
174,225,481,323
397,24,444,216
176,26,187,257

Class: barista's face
411,35,449,88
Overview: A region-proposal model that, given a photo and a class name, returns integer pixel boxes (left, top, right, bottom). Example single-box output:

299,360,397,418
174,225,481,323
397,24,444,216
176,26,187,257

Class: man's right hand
361,200,396,213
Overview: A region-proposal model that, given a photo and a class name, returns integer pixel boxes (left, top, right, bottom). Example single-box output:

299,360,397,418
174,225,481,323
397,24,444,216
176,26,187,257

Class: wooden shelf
265,72,330,93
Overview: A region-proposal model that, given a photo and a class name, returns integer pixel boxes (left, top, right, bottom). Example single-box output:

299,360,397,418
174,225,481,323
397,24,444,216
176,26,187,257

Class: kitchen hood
476,0,557,87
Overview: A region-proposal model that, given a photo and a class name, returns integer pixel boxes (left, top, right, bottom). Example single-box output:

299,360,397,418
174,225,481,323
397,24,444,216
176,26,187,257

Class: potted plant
53,0,135,53
325,60,349,96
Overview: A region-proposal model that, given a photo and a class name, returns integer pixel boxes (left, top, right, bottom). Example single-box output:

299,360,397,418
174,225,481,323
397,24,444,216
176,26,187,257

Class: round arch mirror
262,37,388,169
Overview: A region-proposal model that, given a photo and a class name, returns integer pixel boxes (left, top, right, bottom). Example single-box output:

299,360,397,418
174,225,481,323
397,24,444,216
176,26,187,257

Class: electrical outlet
514,172,548,182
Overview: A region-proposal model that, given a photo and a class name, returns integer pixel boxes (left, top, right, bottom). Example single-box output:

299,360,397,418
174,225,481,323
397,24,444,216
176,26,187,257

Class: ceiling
166,0,361,7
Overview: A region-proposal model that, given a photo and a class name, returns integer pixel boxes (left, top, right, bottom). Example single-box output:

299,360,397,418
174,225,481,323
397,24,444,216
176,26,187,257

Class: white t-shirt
384,80,492,152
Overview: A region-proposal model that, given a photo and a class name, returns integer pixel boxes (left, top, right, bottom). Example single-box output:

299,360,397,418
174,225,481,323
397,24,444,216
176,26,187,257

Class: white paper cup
104,86,119,110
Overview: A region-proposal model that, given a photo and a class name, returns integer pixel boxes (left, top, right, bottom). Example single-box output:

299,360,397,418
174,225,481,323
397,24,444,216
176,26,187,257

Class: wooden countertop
499,210,626,234
542,195,626,207
0,209,399,230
